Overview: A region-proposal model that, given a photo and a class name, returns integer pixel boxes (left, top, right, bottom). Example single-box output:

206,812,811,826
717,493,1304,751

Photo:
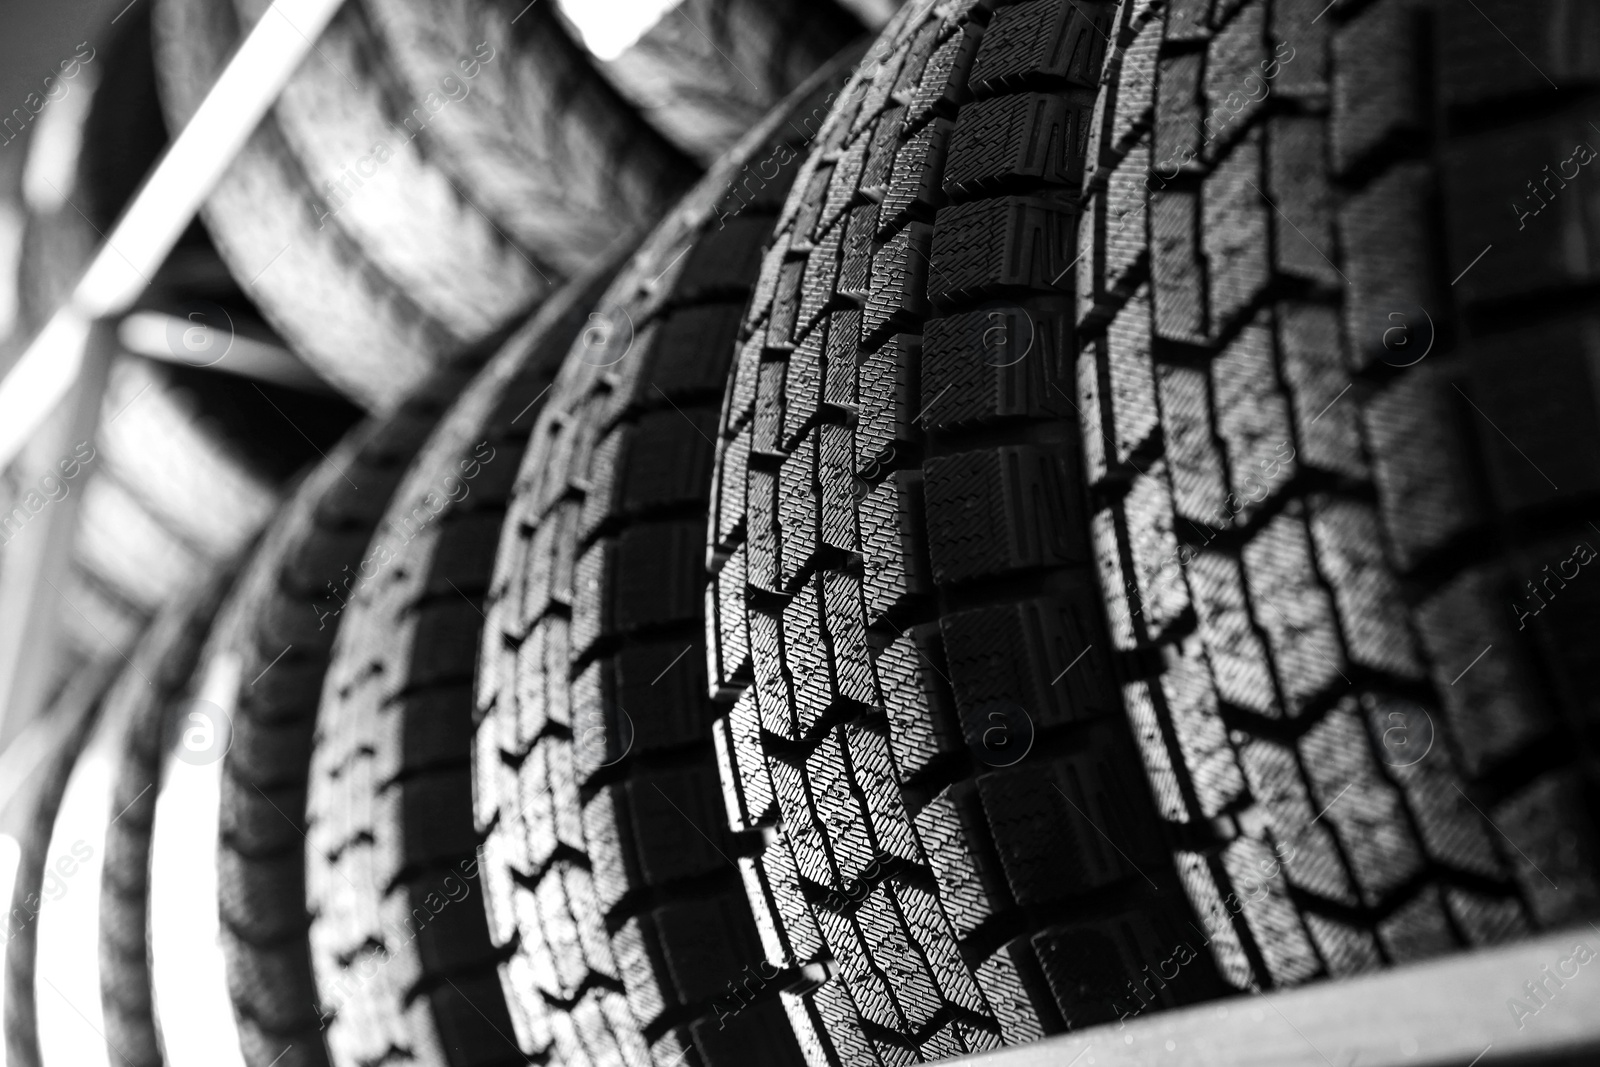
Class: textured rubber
698,1,1223,1058
90,563,243,1067
152,0,682,410
602,0,866,165
1072,0,1600,994
2,661,118,1067
701,3,1600,1063
211,339,518,1067
471,51,862,1067
303,254,627,1067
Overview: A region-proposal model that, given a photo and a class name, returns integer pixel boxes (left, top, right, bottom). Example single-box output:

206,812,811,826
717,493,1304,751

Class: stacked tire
8,2,1600,1067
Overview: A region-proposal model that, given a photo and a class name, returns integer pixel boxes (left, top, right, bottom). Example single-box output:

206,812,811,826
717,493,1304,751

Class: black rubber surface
1074,0,1600,994
471,51,862,1067
703,1,1600,1063
304,254,628,1067
209,336,520,1067
702,2,1211,1058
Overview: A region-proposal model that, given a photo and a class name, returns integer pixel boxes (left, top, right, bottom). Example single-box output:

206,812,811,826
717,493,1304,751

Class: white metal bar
947,927,1600,1067
0,0,347,474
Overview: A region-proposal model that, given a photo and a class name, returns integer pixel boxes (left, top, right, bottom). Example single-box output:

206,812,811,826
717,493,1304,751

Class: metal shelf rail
953,928,1600,1066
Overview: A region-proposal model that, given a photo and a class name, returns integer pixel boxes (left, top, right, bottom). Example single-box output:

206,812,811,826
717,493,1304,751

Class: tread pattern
211,340,515,1067
304,256,627,1067
700,2,1221,1061
97,563,245,1067
1074,0,1600,993
472,53,862,1067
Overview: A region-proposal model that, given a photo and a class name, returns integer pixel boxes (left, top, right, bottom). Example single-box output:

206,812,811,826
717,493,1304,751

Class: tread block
1329,2,1421,175
610,521,704,638
1200,1,1269,156
907,23,981,132
654,895,766,1006
822,132,874,238
914,782,1006,940
921,303,1075,431
709,542,752,697
865,224,934,341
861,105,908,199
941,593,1115,733
881,118,952,233
943,92,1093,199
514,616,572,746
856,334,920,466
778,431,821,591
1265,115,1339,287
976,737,1160,906
1154,53,1203,170
1121,462,1192,637
769,256,809,351
974,939,1052,1044
929,198,1078,306
755,359,789,455
628,767,733,890
397,684,475,777
518,500,580,630
1297,700,1424,906
1211,317,1296,526
723,689,774,830
1239,509,1347,714
620,408,721,514
1148,187,1205,344
1200,131,1268,332
839,204,880,305
824,309,864,407
685,214,782,299
410,599,485,687
820,571,879,708
1416,564,1558,776
922,445,1086,584
692,992,809,1067
783,580,834,736
1336,163,1430,374
860,471,932,623
783,331,827,450
819,423,860,554
715,424,753,551
874,630,961,781
967,0,1112,97
799,223,846,341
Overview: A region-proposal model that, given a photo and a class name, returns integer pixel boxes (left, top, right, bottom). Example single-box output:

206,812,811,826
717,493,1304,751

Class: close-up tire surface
303,251,629,1067
204,335,523,1067
702,0,1600,1063
471,49,862,1067
1074,0,1600,991
702,1,1207,1056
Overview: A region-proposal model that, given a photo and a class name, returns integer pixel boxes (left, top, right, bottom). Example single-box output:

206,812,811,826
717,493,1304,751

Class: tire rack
0,1,1598,1066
